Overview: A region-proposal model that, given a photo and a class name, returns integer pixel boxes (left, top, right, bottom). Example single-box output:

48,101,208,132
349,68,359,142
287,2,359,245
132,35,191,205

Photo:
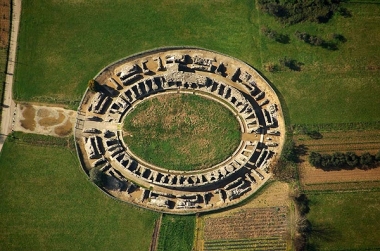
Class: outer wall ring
74,47,285,214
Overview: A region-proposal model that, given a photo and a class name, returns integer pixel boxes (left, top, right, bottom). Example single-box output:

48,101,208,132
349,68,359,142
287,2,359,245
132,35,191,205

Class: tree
281,139,298,162
375,149,380,162
320,154,332,169
360,152,374,168
309,152,322,167
345,152,359,167
331,152,346,168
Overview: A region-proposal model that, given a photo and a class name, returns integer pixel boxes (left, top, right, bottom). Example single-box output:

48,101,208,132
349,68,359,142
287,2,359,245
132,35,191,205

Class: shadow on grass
306,222,342,250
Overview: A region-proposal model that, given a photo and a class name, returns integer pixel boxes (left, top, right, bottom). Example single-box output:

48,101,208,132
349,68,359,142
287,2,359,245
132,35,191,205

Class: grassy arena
14,1,380,124
0,134,158,250
123,94,241,171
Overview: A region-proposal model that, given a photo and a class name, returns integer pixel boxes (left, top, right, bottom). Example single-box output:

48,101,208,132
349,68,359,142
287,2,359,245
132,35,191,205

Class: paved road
0,0,21,153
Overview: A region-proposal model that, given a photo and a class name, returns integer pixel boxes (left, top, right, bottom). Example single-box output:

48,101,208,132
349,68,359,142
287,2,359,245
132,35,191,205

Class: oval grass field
123,93,241,171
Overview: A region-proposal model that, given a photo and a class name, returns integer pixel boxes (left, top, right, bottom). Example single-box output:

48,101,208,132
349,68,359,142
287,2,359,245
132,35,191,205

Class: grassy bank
157,214,195,251
306,190,380,250
0,135,158,250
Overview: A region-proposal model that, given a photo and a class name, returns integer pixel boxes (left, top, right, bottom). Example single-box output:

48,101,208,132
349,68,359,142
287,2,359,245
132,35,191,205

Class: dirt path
149,214,163,251
0,0,21,152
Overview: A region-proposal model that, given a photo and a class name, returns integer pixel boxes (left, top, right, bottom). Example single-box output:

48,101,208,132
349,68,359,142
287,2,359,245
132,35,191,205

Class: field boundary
292,121,380,133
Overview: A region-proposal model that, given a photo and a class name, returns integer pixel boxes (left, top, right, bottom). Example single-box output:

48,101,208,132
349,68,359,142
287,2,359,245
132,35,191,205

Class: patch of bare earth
15,104,75,137
54,119,73,137
19,104,36,131
39,112,65,127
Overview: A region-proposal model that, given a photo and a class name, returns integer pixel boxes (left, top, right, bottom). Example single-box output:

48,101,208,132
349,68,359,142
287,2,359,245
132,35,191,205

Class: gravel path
0,0,21,152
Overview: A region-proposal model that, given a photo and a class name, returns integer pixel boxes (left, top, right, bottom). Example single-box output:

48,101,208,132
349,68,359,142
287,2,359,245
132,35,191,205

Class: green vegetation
309,151,379,169
157,214,195,251
13,1,380,125
123,94,241,171
306,191,380,250
204,238,286,251
258,0,343,25
88,79,100,92
0,135,158,250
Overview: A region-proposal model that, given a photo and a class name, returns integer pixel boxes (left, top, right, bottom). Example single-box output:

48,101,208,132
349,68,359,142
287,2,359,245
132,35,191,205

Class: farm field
306,190,380,250
203,207,288,251
123,94,241,171
13,0,380,125
294,130,380,189
156,214,195,251
197,182,292,251
0,134,158,250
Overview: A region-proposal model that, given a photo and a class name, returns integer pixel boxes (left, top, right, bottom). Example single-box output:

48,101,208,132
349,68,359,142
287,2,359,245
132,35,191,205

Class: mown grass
13,0,380,125
0,134,158,251
257,1,380,124
123,94,241,171
157,214,195,251
14,0,259,106
306,190,380,250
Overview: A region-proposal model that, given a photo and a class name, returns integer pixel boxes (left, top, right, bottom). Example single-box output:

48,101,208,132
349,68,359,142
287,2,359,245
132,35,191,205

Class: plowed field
295,130,380,190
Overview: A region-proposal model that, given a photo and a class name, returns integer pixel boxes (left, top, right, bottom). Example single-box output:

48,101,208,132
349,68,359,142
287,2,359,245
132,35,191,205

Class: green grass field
306,190,380,250
0,135,158,250
13,0,380,124
157,214,195,251
123,94,241,171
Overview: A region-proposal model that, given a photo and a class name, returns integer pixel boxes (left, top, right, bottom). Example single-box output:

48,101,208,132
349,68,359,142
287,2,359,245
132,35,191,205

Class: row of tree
309,151,380,170
294,31,346,50
258,0,344,25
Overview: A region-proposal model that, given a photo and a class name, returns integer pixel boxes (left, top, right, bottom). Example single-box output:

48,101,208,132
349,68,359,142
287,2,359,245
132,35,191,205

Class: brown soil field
0,0,10,48
19,104,36,131
295,130,380,190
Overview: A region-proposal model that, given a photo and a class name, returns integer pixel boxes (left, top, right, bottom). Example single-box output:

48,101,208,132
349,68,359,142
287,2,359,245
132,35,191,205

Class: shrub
88,79,100,92
264,62,280,72
89,166,106,186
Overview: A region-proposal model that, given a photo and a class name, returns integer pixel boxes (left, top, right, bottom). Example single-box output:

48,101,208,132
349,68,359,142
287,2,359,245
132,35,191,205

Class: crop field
156,214,195,251
0,134,158,250
294,130,380,154
294,130,380,189
13,0,380,125
306,190,380,250
203,207,288,251
123,94,241,171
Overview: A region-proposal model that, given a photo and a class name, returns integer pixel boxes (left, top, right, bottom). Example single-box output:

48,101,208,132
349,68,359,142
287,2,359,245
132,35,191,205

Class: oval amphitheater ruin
74,47,285,214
